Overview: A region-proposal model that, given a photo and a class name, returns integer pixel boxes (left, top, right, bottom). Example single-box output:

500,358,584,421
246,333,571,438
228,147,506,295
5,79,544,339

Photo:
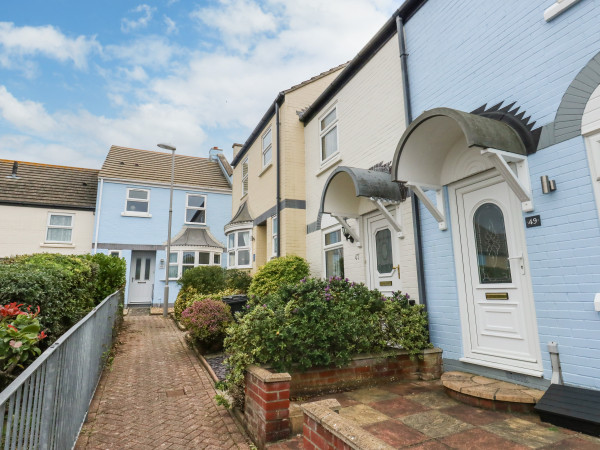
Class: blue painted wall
406,0,600,388
95,180,232,305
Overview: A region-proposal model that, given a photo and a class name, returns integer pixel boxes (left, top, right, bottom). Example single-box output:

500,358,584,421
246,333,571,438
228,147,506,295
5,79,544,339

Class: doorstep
442,371,545,413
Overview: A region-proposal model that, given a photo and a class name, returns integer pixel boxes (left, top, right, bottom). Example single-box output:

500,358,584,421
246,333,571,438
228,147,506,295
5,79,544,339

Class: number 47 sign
525,215,541,228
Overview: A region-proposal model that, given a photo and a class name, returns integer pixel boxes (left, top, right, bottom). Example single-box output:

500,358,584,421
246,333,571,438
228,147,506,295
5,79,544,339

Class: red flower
38,331,47,340
7,324,18,332
0,303,26,318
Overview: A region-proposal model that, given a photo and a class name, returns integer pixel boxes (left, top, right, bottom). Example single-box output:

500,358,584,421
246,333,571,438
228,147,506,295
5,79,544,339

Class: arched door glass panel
473,203,512,284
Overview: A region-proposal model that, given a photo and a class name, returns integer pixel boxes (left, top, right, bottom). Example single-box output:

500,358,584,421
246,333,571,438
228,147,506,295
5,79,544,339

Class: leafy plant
178,266,227,295
174,287,241,322
224,269,252,293
181,298,233,350
83,253,126,304
0,303,47,385
247,255,309,299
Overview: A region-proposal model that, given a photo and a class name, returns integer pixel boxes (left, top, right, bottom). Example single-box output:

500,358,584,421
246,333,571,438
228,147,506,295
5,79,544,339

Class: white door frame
364,209,402,294
449,170,543,376
128,251,156,304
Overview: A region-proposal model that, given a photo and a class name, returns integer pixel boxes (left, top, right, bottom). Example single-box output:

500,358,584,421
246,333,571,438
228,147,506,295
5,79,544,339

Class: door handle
392,265,401,279
507,255,525,275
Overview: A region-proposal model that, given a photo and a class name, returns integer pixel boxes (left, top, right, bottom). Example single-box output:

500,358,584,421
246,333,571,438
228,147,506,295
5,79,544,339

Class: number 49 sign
525,215,541,228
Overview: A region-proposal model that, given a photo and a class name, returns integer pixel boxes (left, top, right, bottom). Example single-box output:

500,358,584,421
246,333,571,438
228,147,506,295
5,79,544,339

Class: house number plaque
525,215,541,228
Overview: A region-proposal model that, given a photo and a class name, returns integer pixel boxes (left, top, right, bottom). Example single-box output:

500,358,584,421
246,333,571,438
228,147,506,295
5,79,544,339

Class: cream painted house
225,65,345,273
300,18,419,300
0,160,98,258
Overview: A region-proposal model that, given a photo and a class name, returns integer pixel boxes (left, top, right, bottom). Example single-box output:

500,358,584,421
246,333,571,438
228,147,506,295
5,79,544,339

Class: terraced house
93,145,232,306
302,0,600,405
225,65,345,273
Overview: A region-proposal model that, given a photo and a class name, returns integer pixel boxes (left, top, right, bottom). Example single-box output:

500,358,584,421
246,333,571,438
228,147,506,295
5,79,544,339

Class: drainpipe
93,177,104,254
396,16,429,323
275,93,283,257
548,342,564,385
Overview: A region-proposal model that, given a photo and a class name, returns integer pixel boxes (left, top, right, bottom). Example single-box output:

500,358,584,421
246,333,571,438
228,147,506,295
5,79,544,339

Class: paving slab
75,315,250,449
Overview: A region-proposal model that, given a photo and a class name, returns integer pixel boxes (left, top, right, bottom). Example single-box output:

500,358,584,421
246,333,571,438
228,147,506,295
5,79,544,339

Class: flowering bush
224,277,431,406
181,299,233,350
0,303,47,385
174,288,241,322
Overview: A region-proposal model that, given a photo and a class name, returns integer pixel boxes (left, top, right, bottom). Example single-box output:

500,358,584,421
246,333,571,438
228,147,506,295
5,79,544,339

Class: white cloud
0,22,99,72
164,15,178,34
0,86,57,133
121,4,156,33
105,36,180,68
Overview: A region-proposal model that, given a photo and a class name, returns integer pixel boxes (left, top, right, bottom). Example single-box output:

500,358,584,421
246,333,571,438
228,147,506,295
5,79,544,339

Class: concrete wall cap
247,365,291,382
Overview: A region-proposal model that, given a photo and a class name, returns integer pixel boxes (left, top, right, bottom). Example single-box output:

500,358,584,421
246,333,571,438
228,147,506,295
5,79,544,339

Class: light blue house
93,145,232,306
389,0,600,392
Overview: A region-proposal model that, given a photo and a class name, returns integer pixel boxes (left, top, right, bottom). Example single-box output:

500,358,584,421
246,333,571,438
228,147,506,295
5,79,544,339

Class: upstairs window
320,106,338,162
46,213,73,243
262,128,272,167
125,188,150,214
242,157,249,197
185,194,206,224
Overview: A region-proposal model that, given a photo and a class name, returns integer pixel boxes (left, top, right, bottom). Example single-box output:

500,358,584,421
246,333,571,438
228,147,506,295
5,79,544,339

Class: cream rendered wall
0,205,95,257
303,36,419,301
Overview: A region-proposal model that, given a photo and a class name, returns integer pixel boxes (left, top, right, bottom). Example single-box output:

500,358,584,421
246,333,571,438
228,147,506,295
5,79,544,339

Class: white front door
367,213,402,295
452,173,542,375
128,251,155,304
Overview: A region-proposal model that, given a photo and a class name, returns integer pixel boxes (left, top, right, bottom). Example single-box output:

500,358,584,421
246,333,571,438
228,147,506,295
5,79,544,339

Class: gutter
93,177,104,254
300,0,427,125
396,14,429,329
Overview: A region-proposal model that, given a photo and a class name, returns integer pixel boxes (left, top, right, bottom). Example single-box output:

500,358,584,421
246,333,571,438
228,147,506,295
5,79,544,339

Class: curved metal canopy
320,166,405,216
391,107,527,185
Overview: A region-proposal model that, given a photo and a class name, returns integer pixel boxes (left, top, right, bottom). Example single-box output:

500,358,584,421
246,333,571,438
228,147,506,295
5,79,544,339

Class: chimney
6,161,20,179
232,143,243,158
209,146,223,161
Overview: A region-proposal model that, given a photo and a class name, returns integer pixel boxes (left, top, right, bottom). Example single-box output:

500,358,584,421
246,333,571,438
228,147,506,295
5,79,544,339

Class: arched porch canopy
391,107,533,229
320,166,407,244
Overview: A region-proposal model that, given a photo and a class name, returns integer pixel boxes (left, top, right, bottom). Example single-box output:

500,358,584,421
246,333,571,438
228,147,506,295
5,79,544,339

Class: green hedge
0,253,126,345
247,255,309,299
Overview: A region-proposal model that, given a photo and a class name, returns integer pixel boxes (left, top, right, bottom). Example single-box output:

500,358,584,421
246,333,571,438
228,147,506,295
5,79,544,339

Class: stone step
441,371,545,413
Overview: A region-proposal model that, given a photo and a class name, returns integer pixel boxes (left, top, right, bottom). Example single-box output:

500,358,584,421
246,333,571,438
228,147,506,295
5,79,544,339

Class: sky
0,0,400,169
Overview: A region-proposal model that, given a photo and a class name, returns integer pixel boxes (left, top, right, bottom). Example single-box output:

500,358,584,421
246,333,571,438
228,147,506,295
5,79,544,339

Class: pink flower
9,340,22,349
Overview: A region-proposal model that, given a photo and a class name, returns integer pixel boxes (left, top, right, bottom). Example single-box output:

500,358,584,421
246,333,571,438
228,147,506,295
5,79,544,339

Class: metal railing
0,290,124,450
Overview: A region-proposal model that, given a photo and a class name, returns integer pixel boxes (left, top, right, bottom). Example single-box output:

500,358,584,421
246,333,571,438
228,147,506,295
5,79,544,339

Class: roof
99,146,231,190
217,153,233,177
168,227,225,249
299,0,427,125
225,202,253,228
231,63,348,168
0,159,98,210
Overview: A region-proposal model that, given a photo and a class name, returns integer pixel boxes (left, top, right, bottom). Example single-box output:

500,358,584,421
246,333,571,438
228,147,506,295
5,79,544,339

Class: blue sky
0,0,398,168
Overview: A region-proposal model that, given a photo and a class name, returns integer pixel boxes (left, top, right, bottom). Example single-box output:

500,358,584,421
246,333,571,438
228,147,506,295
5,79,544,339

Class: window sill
184,222,207,226
121,212,152,218
259,163,273,177
316,154,342,177
40,243,75,248
544,0,581,21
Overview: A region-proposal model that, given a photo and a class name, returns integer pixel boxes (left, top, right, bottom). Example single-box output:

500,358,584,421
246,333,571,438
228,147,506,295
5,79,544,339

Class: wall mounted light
541,175,556,194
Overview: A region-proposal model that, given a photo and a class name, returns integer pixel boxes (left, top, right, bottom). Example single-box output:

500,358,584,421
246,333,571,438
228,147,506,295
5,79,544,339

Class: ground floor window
227,229,251,268
46,213,74,243
324,228,344,279
168,249,222,279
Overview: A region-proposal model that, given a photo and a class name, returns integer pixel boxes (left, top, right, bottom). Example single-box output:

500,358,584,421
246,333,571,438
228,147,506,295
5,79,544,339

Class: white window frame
109,250,122,258
241,157,249,198
167,249,222,280
45,213,74,244
185,193,207,225
271,216,278,257
319,105,339,164
227,228,252,269
323,226,344,279
123,188,151,217
262,128,273,168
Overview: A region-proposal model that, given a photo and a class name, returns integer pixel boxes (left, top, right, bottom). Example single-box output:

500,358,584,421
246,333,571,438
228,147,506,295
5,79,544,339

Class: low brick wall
242,349,442,447
301,399,394,450
244,366,291,448
290,348,442,398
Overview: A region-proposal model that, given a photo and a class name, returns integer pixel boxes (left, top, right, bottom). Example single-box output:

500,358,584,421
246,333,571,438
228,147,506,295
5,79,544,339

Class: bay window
227,229,251,268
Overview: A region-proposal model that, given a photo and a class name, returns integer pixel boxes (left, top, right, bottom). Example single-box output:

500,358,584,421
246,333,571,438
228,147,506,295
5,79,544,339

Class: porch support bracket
370,197,404,239
332,215,362,247
481,148,534,212
406,183,447,231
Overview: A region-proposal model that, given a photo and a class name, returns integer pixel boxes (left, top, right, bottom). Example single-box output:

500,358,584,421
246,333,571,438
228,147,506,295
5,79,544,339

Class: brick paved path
76,315,251,449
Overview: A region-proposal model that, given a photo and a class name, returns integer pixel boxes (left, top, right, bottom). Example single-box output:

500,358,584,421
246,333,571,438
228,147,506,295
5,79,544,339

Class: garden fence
0,289,124,450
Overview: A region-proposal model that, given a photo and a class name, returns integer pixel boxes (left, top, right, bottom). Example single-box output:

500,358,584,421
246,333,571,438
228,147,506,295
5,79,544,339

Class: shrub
174,287,241,322
224,269,252,293
181,298,233,351
247,255,309,299
223,277,432,406
178,266,226,295
83,253,126,304
0,303,47,387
